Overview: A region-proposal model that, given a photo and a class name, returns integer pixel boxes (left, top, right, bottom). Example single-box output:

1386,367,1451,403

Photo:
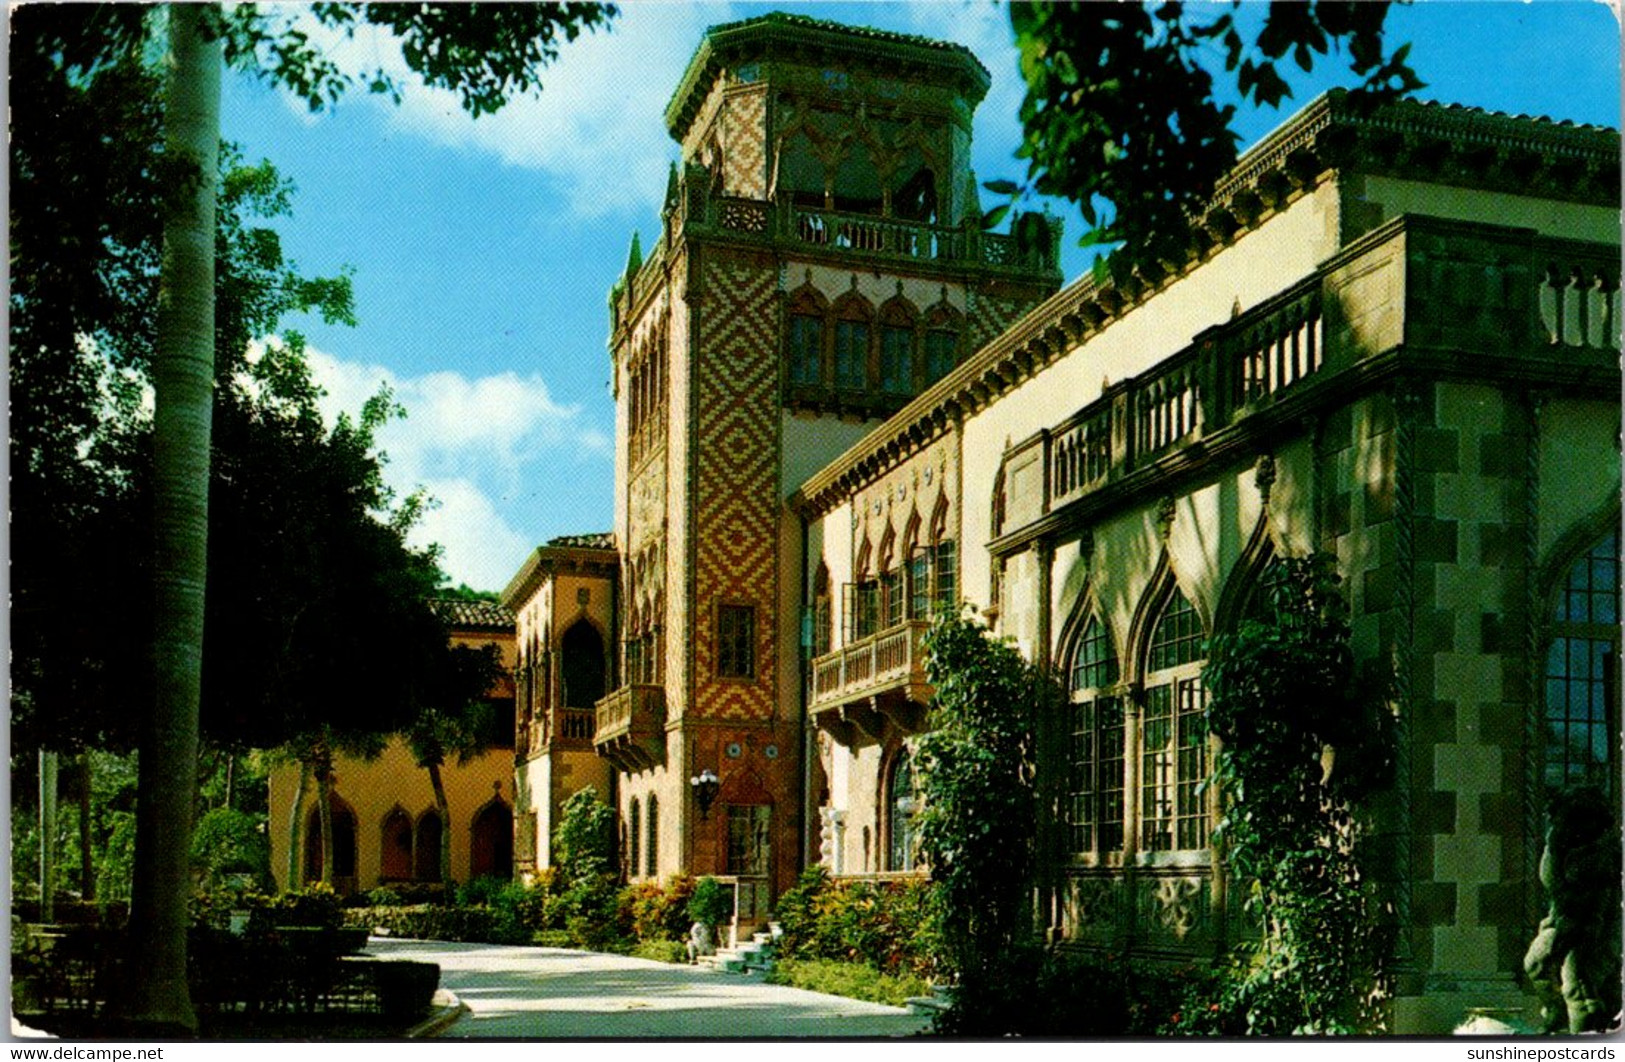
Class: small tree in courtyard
914,609,1049,1033
1196,553,1394,1035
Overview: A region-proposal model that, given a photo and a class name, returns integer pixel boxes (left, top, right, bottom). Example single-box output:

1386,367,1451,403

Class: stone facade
796,84,1619,1033
484,15,1619,1035
267,600,518,895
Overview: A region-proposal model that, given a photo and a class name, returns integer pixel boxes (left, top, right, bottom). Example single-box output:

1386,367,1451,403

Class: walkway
367,938,934,1039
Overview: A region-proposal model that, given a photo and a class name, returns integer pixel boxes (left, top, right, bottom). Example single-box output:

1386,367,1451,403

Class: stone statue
1522,785,1622,1033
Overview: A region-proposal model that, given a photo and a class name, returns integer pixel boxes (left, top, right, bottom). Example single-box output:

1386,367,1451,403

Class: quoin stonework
270,14,1621,1035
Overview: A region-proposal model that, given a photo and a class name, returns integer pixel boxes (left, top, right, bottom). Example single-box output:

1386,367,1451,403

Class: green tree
914,610,1048,1034
1198,554,1393,1034
402,641,506,887
12,3,616,1031
1002,1,1422,275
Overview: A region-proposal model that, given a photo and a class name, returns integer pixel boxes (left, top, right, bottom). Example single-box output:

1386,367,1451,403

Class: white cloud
288,3,732,220
275,339,610,589
407,478,534,593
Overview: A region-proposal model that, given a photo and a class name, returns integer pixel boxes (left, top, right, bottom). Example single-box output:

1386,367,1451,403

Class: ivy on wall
1197,553,1395,1034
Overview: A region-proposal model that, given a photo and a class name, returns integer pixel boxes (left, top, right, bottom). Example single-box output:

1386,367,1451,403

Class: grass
629,939,688,964
765,958,931,1008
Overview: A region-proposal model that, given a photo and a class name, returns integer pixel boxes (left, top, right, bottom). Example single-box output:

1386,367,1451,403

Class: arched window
1140,585,1208,852
813,563,833,657
877,298,917,395
1067,612,1123,857
381,806,413,882
414,810,443,882
628,797,642,879
560,620,606,709
1544,530,1619,795
646,795,660,878
786,285,828,389
470,799,513,882
922,303,963,387
832,295,873,391
886,748,918,872
303,795,358,885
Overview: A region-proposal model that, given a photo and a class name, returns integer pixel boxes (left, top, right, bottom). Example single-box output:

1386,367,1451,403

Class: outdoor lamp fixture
690,768,721,820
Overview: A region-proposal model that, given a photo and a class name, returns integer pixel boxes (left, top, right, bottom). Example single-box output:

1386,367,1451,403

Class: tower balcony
593,684,667,773
808,619,932,747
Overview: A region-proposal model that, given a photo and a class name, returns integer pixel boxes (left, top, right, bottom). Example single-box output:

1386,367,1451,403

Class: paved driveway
367,938,933,1039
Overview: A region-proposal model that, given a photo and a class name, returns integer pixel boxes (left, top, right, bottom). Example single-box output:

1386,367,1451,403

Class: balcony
991,217,1622,556
593,684,666,773
808,619,932,747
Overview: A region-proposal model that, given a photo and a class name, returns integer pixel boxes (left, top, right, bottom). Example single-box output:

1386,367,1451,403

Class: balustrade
808,620,931,713
1539,258,1621,350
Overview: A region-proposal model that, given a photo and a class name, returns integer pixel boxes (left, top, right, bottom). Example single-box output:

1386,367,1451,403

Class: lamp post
690,768,720,821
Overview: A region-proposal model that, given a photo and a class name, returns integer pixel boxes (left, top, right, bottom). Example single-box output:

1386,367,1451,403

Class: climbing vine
1197,553,1394,1034
914,609,1049,1033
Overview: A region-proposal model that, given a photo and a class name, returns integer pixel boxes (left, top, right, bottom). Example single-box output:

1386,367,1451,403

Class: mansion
280,14,1622,1035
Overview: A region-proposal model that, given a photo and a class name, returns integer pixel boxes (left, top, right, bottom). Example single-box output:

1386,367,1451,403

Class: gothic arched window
1067,611,1123,857
886,748,919,872
1140,585,1207,852
1544,530,1619,795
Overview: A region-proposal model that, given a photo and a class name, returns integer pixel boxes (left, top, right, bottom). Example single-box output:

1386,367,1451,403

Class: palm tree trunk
286,761,310,891
79,752,95,903
315,754,336,888
428,760,453,887
119,2,220,1035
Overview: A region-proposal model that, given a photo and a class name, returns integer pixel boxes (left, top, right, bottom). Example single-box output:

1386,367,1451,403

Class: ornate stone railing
1028,219,1619,538
811,619,930,711
559,708,595,743
1047,282,1327,512
593,685,666,772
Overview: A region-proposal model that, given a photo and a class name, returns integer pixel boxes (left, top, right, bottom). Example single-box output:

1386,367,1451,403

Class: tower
597,13,1060,907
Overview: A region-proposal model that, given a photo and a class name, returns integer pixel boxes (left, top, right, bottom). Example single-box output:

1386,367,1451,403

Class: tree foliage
914,610,1047,1032
223,3,617,116
1197,553,1394,1034
1006,1,1424,274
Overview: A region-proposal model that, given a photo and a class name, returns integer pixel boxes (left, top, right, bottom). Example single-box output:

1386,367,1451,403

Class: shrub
554,789,616,880
456,875,510,908
687,876,733,928
773,867,938,979
190,808,271,892
629,939,688,964
622,873,694,943
767,958,931,1009
344,903,516,944
366,885,404,907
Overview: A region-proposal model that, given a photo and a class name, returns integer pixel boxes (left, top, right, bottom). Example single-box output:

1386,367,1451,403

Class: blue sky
220,1,1621,593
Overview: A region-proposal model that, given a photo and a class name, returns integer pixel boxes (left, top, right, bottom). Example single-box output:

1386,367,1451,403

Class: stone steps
698,924,781,975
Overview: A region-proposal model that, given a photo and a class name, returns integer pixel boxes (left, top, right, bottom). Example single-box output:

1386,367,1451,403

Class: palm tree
119,4,219,1033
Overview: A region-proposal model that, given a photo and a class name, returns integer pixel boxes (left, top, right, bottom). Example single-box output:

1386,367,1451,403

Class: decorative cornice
501,535,620,610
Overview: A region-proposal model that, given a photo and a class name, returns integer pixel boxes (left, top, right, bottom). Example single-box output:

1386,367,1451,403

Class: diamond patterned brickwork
967,291,1034,353
692,250,779,721
724,87,768,199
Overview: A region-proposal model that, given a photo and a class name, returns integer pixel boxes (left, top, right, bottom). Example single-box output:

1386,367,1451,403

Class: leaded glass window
887,749,918,872
1141,588,1207,852
835,319,868,389
1544,531,1619,794
880,326,913,393
1067,614,1123,856
789,314,823,386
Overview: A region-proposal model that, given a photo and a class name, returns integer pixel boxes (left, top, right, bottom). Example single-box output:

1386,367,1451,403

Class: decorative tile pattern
693,251,779,720
725,87,769,199
967,291,1034,353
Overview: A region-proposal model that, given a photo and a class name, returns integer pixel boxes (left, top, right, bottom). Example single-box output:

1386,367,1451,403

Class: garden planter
373,961,440,1021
